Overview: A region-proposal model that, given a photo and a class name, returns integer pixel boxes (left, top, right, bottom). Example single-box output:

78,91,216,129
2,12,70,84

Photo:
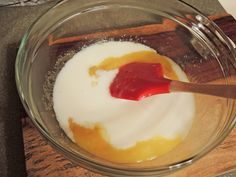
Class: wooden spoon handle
170,81,236,99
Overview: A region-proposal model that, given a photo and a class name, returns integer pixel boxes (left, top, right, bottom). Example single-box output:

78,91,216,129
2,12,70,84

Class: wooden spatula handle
170,81,236,99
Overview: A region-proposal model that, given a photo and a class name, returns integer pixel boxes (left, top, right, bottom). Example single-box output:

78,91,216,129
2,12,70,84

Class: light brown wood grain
23,118,236,177
23,119,105,177
167,127,236,177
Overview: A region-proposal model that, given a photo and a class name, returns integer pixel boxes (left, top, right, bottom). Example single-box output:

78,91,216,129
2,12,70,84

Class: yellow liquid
69,50,181,163
69,118,181,163
89,50,178,80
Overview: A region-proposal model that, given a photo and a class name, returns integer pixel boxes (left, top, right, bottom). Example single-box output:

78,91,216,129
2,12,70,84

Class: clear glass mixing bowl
15,0,236,176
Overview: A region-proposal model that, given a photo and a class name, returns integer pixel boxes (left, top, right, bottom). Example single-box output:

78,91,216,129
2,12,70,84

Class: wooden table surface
23,14,236,177
23,120,236,177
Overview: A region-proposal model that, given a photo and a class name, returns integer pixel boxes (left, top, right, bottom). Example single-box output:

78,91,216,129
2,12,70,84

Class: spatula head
109,62,171,101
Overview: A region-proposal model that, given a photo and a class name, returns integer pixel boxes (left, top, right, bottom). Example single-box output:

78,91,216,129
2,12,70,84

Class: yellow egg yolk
69,118,181,163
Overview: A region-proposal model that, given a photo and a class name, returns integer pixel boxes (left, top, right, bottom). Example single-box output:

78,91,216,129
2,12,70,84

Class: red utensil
109,62,236,101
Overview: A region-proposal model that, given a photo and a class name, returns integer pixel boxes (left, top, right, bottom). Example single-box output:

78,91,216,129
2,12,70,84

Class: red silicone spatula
109,62,236,101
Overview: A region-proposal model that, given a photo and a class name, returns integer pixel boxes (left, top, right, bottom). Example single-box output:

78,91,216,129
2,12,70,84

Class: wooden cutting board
23,14,236,177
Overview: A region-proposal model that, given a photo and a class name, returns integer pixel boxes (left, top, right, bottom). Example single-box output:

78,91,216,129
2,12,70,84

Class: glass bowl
15,0,236,176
